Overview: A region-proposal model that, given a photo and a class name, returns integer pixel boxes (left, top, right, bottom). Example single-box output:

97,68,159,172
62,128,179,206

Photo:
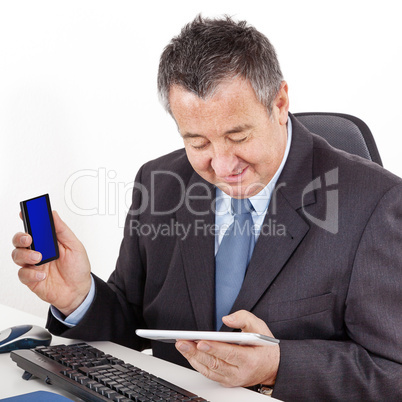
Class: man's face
169,78,289,198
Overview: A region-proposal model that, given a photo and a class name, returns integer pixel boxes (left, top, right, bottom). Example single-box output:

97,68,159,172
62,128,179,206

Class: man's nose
210,148,239,178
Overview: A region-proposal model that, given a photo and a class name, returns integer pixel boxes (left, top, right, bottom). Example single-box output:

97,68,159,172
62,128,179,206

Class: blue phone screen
25,196,57,261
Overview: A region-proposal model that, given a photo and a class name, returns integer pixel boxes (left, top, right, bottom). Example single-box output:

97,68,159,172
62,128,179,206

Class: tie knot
231,198,253,215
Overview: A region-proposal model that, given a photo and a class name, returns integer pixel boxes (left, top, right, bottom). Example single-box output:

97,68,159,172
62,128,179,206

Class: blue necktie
215,198,255,330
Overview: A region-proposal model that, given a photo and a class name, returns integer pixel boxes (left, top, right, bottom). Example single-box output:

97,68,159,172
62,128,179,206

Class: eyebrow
181,124,252,139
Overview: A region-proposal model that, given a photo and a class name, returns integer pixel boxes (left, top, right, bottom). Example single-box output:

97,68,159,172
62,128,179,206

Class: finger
175,341,197,357
12,232,32,248
12,247,42,266
18,266,47,286
223,310,273,336
186,357,227,384
197,340,250,367
176,341,227,383
176,341,229,371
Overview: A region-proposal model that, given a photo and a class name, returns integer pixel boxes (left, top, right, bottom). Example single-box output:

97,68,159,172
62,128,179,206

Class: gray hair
157,15,283,115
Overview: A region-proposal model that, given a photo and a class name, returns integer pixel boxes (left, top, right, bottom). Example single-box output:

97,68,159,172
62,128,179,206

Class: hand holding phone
12,194,92,316
20,194,59,266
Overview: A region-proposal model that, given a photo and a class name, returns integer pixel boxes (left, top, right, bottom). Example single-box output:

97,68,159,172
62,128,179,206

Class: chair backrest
293,112,383,166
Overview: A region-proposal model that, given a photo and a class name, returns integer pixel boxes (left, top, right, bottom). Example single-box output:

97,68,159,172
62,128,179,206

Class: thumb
222,310,274,336
52,211,82,250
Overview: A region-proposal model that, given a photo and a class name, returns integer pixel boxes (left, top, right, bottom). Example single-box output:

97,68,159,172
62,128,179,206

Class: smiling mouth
222,166,249,183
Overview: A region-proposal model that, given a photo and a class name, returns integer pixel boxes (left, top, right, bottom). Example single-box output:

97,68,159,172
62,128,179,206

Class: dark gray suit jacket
48,115,402,401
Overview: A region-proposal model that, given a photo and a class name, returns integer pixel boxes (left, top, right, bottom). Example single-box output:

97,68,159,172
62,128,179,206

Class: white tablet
135,329,279,346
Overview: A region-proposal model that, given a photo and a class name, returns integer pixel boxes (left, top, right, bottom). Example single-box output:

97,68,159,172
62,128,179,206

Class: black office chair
293,112,383,166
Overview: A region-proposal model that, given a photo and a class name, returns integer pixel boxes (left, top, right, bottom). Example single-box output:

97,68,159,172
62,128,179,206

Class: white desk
0,304,279,401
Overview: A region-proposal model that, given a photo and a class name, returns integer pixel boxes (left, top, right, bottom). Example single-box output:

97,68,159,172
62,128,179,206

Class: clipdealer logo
64,167,340,234
64,168,134,227
301,168,339,234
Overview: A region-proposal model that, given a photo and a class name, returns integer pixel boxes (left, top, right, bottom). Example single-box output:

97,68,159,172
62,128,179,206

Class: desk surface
0,304,278,401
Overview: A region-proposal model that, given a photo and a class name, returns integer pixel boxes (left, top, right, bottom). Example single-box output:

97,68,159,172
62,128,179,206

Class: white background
1,0,401,318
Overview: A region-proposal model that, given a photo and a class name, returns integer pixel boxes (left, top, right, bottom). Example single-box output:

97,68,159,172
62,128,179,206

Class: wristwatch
258,385,274,397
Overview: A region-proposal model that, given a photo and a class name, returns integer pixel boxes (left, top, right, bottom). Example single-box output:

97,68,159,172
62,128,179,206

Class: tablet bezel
136,329,279,346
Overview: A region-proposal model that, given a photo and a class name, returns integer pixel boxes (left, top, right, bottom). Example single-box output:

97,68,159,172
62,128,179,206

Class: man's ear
274,81,289,126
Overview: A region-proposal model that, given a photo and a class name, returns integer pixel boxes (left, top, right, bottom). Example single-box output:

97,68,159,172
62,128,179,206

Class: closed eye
182,134,210,150
230,137,247,144
191,142,209,150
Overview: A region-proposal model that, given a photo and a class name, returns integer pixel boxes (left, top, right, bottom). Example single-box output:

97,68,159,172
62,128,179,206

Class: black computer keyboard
10,342,208,402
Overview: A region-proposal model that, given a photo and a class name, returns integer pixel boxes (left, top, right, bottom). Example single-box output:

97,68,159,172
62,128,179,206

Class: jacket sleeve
272,183,402,401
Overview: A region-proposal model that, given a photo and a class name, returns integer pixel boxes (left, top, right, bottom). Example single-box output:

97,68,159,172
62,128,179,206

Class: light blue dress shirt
51,275,95,327
52,118,293,327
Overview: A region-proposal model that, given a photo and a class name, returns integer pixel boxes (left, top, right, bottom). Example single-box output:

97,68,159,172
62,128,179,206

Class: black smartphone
20,194,59,266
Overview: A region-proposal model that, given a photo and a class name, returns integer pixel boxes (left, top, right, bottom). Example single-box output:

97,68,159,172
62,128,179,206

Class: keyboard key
79,377,91,386
97,386,110,395
113,384,126,392
124,389,142,399
85,380,98,389
105,381,118,388
113,395,128,401
92,383,105,393
105,389,118,399
136,397,151,402
114,364,130,373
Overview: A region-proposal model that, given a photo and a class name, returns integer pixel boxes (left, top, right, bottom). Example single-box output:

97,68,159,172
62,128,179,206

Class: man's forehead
170,78,254,99
169,79,260,117
169,79,269,137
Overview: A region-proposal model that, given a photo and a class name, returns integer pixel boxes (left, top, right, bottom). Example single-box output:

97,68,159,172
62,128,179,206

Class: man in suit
12,16,401,400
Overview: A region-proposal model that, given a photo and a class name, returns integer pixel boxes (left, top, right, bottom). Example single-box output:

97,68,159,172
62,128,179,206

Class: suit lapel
229,191,310,318
176,173,216,330
228,114,317,323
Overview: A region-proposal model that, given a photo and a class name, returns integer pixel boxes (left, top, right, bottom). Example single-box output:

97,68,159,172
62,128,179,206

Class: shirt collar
215,116,292,216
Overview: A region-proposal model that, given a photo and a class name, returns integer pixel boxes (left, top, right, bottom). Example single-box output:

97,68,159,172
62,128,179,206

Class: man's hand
12,211,92,316
176,310,280,388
